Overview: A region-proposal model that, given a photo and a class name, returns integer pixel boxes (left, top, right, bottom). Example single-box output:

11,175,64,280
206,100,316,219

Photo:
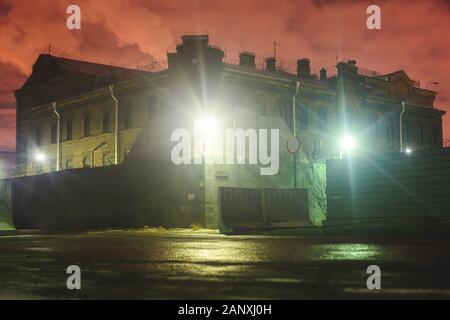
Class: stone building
13,34,445,228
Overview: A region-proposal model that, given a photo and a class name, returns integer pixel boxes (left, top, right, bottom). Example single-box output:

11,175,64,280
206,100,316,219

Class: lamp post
400,101,405,152
290,81,301,188
109,85,119,165
52,102,61,171
195,116,217,227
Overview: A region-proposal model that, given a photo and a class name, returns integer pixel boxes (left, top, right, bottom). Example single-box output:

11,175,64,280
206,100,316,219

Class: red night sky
0,0,449,151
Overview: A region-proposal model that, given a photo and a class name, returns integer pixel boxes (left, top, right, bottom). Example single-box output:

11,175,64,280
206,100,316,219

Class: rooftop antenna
273,41,280,61
48,42,52,54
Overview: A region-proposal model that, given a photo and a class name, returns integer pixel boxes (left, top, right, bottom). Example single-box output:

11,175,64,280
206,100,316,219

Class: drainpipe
109,85,119,165
292,81,300,188
51,102,60,171
400,101,405,152
292,81,300,136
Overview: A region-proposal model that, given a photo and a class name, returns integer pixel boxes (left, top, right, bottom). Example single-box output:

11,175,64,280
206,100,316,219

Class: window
147,97,156,120
83,116,91,137
36,128,43,146
431,126,440,146
402,121,409,142
386,117,394,140
50,124,57,144
318,110,327,131
103,112,111,133
66,120,73,141
299,107,308,129
416,124,424,144
123,109,131,129
368,114,378,138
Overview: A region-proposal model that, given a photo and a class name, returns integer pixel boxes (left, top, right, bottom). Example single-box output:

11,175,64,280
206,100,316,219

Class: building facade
14,35,445,228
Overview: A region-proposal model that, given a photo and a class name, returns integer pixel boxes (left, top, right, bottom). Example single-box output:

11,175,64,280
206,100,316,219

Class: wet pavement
1,229,450,299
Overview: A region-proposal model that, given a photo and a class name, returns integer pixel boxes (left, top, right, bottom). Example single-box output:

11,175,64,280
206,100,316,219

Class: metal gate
219,187,310,229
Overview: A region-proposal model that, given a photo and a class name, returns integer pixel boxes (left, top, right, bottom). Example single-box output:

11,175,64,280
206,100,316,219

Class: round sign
287,135,300,154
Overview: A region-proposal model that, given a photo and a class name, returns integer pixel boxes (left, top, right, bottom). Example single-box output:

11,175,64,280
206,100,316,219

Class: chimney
265,57,276,72
297,58,310,79
239,52,256,68
337,59,358,76
168,34,224,71
179,34,209,52
320,68,327,81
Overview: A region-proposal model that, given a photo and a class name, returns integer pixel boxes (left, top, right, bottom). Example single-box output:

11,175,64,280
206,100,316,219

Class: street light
34,152,46,162
32,152,46,174
195,116,217,137
339,134,356,158
195,115,218,225
195,115,218,159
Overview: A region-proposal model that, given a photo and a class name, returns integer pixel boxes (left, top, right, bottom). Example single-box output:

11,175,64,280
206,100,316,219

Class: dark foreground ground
1,229,450,299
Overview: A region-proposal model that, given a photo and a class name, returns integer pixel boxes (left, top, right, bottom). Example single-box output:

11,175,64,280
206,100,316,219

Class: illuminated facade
14,35,445,227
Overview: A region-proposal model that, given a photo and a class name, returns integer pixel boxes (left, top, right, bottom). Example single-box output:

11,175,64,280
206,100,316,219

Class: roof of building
18,54,151,91
49,54,151,79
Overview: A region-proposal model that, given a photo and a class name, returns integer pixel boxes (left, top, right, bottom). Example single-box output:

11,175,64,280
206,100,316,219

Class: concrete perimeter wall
326,148,450,224
0,180,14,230
11,160,203,231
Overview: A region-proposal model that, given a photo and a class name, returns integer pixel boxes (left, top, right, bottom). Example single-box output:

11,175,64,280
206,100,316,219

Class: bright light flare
195,116,217,137
340,134,356,152
34,152,46,162
405,147,412,154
